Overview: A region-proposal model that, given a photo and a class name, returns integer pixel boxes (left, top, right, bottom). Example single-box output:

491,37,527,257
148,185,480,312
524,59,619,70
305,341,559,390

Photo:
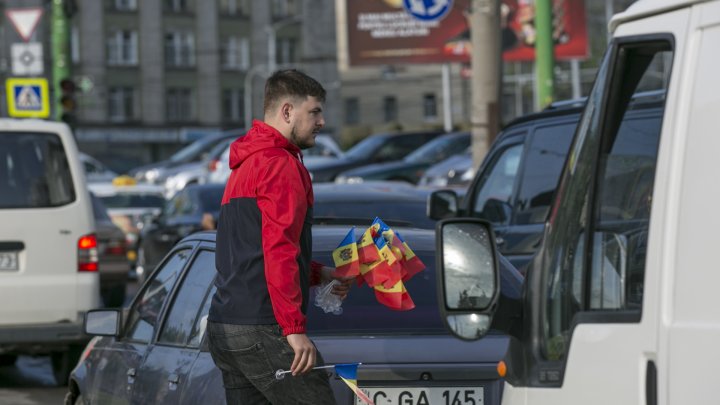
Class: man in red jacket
207,69,351,404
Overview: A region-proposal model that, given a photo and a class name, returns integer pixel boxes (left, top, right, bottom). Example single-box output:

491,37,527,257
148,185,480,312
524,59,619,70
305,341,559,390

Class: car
89,193,130,307
88,179,166,272
0,119,100,385
67,227,522,404
135,183,225,282
429,92,665,274
79,153,118,183
418,149,475,187
162,137,235,199
129,130,244,184
336,132,471,185
306,130,444,183
206,134,344,185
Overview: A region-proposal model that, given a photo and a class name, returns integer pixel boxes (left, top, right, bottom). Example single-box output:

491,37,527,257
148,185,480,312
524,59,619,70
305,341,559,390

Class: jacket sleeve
310,261,325,286
256,155,308,336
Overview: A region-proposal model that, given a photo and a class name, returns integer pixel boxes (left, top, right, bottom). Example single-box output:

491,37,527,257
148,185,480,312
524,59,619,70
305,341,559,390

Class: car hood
424,153,472,177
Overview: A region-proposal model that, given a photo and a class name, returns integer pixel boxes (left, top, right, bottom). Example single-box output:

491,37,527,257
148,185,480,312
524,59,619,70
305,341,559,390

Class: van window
0,133,76,208
514,123,576,225
541,41,672,361
471,143,524,225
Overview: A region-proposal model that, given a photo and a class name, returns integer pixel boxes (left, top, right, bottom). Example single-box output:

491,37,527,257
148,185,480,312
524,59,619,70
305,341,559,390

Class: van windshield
0,133,76,208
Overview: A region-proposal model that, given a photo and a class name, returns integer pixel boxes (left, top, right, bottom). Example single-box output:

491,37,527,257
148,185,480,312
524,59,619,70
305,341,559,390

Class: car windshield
100,194,165,209
314,200,435,229
343,136,387,160
169,137,216,163
405,135,470,164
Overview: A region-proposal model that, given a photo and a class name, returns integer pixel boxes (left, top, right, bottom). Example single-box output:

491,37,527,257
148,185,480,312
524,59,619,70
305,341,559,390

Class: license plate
0,252,18,271
357,386,484,405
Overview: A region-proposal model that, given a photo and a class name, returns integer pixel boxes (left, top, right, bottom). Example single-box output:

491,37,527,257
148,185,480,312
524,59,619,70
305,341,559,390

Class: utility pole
51,0,70,121
470,0,501,168
535,0,554,109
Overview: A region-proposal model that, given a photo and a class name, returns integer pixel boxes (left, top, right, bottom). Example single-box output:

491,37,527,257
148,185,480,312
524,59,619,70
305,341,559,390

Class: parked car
306,130,443,183
89,193,130,307
163,137,234,199
67,227,522,404
135,183,225,282
80,153,118,183
429,92,665,274
206,134,343,185
418,149,474,187
336,132,471,185
130,130,243,184
88,180,166,272
0,119,99,385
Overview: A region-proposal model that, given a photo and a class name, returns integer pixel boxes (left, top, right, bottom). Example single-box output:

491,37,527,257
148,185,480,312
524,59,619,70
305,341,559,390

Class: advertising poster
346,0,589,66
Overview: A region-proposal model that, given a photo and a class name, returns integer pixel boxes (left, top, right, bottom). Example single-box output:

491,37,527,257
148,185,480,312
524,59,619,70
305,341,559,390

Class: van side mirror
84,309,122,337
436,218,500,341
428,190,459,220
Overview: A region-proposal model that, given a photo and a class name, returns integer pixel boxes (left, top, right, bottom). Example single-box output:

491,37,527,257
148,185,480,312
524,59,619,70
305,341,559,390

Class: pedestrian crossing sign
6,77,49,118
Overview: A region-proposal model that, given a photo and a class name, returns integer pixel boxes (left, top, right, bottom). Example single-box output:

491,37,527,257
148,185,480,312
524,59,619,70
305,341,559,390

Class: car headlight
145,169,160,183
459,167,476,182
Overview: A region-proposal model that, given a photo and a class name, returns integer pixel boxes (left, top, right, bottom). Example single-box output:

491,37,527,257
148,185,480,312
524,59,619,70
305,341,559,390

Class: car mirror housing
428,189,460,220
436,218,500,341
84,309,122,337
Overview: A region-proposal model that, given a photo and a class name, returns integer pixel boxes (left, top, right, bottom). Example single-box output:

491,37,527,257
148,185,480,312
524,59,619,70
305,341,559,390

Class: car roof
88,182,165,196
313,181,431,202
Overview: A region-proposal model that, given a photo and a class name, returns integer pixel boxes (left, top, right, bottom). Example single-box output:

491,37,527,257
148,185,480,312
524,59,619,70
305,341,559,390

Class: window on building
272,0,297,18
221,36,250,70
108,87,136,122
383,96,398,123
276,38,297,65
166,88,195,122
222,89,245,125
345,97,359,125
165,31,195,67
165,0,192,13
107,30,138,66
114,0,137,11
219,0,250,16
423,93,437,121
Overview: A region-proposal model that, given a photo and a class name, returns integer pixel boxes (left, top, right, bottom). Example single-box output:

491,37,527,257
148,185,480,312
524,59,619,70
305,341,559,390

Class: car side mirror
428,190,460,220
436,218,500,341
84,309,122,337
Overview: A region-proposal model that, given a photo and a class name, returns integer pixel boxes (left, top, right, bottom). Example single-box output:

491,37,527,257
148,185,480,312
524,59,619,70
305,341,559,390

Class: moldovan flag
358,257,394,288
374,280,415,311
332,228,360,278
335,363,374,405
357,224,380,264
396,231,425,281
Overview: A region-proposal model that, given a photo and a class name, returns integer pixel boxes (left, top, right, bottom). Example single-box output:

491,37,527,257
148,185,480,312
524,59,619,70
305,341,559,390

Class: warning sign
6,77,49,118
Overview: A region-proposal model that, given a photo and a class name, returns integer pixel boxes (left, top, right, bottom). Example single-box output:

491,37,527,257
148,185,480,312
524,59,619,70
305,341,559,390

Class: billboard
346,0,589,66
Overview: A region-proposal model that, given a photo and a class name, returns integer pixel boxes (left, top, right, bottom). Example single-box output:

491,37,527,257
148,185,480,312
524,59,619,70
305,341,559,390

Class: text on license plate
357,386,484,405
0,252,18,271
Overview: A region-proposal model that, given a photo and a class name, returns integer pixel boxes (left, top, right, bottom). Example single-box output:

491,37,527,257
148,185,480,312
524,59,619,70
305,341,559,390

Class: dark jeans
207,321,336,405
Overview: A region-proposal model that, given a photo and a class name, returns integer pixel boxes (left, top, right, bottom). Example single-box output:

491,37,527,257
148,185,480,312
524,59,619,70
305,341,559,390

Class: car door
88,245,194,404
132,247,217,404
505,16,681,404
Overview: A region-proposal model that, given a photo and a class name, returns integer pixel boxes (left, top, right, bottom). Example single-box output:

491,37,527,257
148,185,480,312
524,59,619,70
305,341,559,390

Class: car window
375,136,429,161
343,136,387,160
100,194,165,209
158,250,216,347
514,122,576,225
314,200,436,229
165,190,192,218
90,193,112,221
84,160,100,174
125,248,192,342
470,142,524,225
0,132,75,208
405,134,470,164
198,187,224,213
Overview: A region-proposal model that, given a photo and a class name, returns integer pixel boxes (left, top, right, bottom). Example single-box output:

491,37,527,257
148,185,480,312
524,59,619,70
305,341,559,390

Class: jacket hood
229,120,302,169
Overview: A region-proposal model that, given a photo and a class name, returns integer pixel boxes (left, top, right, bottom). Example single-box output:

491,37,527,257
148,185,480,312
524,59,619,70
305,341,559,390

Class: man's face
290,96,325,150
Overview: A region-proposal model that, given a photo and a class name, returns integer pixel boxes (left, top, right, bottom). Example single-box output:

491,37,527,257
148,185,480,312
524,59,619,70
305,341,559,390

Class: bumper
0,320,88,353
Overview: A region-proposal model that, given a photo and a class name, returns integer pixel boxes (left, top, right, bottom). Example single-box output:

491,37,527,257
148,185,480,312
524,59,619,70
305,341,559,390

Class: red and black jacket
209,120,322,336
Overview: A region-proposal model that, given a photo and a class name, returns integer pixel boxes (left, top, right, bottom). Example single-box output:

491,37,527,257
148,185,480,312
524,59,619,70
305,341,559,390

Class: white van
0,119,100,384
434,1,720,404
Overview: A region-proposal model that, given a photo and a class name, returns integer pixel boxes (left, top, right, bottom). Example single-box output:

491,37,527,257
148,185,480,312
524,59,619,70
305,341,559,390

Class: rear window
314,200,436,229
307,250,444,334
0,132,76,208
100,194,165,209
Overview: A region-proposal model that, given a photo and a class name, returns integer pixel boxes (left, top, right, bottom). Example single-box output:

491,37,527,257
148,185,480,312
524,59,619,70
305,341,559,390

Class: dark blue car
66,227,520,404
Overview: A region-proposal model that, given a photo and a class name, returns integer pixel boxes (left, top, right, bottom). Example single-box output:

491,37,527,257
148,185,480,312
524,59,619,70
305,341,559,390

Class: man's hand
320,266,353,299
286,333,316,376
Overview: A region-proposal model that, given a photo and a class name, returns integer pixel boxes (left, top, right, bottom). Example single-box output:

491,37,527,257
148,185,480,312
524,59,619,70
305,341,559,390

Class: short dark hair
263,69,326,114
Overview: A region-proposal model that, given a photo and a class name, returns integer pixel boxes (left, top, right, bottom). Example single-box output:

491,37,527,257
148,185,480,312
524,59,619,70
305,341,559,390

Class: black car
430,92,665,274
335,132,471,185
68,229,522,404
306,130,443,183
136,183,225,282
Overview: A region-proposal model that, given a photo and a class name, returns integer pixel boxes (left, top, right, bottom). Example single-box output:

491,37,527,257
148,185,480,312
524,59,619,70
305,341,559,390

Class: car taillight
106,240,127,256
78,234,99,272
208,159,219,172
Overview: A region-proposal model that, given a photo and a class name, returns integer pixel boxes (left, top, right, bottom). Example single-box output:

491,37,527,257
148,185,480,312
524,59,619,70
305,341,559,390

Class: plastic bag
314,280,343,315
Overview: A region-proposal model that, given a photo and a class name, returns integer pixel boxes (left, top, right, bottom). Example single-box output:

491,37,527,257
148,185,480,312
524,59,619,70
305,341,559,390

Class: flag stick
274,363,363,380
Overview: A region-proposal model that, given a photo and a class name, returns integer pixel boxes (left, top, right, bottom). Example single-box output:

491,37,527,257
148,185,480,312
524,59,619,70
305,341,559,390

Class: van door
502,9,688,405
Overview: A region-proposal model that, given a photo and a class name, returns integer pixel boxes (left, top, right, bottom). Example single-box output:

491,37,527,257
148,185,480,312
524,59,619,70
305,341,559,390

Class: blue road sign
402,0,454,22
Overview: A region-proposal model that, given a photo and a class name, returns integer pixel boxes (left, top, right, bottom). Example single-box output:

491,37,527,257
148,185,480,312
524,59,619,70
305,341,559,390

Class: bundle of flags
331,217,426,311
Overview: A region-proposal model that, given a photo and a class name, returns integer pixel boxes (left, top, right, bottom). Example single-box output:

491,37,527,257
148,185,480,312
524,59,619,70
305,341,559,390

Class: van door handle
168,373,179,391
495,236,505,246
127,368,136,385
646,361,657,405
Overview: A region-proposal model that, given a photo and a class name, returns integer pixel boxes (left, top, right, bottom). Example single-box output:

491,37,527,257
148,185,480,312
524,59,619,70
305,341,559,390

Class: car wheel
51,345,83,386
0,354,17,366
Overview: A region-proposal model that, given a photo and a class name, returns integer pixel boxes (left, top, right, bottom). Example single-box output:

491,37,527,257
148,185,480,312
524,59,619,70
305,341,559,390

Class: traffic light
59,78,77,126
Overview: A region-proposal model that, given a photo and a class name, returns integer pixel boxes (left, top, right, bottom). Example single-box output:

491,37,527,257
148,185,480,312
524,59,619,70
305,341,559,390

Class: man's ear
281,102,293,123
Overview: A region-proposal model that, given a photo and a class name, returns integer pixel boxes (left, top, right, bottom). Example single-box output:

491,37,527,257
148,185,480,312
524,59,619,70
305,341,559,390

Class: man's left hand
321,266,353,300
